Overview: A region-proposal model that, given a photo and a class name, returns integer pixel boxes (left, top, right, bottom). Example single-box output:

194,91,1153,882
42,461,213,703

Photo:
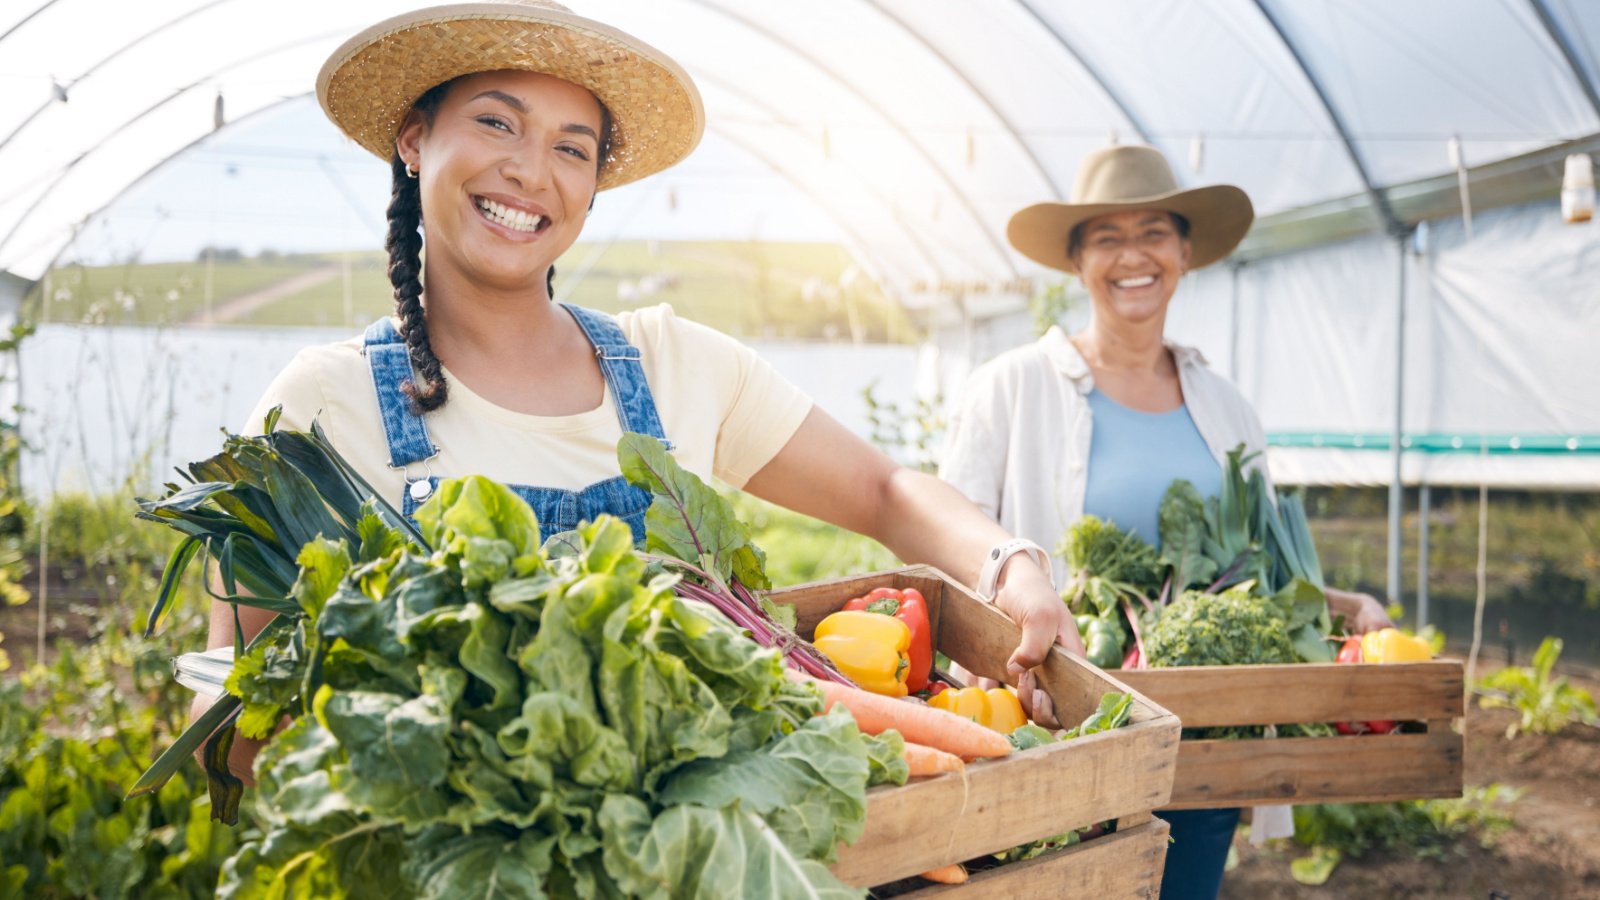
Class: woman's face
1071,209,1191,327
396,70,604,294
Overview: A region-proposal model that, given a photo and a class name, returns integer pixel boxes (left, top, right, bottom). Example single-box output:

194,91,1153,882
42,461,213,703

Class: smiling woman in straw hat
199,0,1083,784
942,145,1395,900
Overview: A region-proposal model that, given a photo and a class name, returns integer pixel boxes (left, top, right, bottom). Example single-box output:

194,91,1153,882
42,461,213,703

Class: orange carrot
789,670,1013,759
903,741,965,777
919,864,968,884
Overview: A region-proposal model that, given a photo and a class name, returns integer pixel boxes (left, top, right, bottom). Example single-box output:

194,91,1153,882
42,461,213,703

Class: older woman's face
1072,209,1191,327
396,70,604,294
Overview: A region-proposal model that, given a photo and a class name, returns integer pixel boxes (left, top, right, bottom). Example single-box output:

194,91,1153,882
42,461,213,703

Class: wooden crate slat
1159,727,1464,809
892,817,1170,899
1114,661,1464,727
832,718,1177,885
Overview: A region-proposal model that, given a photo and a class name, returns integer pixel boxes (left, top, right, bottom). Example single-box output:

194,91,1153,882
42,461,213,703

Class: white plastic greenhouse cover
6,0,1599,291
3,0,1600,488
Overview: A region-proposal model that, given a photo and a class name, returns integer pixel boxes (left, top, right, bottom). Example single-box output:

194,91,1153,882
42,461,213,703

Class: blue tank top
1082,388,1222,545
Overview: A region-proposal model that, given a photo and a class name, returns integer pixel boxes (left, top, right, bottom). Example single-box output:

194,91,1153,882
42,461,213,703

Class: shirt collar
1040,326,1209,393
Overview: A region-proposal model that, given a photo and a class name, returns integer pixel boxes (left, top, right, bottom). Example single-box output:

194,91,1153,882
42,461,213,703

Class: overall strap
362,317,439,468
561,304,674,450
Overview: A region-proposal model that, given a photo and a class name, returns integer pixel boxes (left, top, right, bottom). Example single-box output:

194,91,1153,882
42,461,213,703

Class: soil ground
1222,687,1600,900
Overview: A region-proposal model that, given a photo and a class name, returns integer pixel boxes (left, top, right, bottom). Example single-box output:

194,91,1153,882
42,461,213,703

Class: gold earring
404,162,418,179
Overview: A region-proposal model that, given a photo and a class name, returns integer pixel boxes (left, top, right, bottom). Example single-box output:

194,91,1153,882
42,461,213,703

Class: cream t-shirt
244,304,813,506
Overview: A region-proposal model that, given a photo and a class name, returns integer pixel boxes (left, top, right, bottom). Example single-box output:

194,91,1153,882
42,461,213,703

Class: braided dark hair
387,81,451,413
383,80,615,414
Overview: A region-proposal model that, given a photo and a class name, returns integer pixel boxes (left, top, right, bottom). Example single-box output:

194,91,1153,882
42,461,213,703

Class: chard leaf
1289,621,1336,663
618,433,770,590
656,709,874,861
1272,577,1330,632
291,537,352,621
401,828,554,900
415,476,543,590
599,796,862,900
1158,480,1216,591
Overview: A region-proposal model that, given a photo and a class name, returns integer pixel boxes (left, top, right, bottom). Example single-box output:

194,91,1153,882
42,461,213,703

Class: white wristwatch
976,538,1051,601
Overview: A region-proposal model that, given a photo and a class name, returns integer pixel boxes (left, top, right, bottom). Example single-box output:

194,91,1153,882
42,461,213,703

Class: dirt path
185,264,341,326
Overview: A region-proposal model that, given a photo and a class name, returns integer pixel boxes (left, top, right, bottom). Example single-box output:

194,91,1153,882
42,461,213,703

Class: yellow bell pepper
1360,627,1434,664
814,610,911,697
926,686,1028,734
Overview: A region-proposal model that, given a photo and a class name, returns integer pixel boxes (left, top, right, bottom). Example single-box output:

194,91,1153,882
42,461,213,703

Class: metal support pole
1417,482,1431,628
1228,262,1242,381
1386,238,1408,608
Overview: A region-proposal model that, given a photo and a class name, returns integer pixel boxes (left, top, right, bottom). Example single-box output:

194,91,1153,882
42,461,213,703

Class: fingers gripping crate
770,566,1181,895
1115,661,1465,809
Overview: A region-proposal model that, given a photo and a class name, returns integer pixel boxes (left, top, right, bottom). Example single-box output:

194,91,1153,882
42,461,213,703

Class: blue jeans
1153,807,1240,900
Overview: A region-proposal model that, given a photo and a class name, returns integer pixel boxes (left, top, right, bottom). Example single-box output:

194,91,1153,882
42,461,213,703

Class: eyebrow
470,90,600,142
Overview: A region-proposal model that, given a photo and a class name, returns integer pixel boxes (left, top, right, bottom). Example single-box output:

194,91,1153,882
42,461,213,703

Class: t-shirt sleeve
938,364,1012,519
708,332,813,488
241,346,334,437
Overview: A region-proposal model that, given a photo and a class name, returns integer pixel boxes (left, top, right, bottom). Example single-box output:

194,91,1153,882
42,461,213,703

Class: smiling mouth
1113,275,1157,288
474,196,548,234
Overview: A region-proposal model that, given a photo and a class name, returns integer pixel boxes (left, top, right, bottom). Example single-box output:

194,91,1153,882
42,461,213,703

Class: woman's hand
1327,587,1393,635
992,556,1083,727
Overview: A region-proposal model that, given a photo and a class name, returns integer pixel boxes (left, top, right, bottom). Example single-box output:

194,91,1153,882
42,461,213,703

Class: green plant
1477,636,1599,738
1287,785,1520,884
861,380,944,474
1027,279,1080,337
0,573,238,897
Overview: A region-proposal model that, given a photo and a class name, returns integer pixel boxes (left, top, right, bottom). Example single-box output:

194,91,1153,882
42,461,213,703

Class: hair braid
386,153,448,413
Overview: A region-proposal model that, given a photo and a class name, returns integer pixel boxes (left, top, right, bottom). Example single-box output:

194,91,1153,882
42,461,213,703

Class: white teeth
1115,275,1156,288
475,197,545,233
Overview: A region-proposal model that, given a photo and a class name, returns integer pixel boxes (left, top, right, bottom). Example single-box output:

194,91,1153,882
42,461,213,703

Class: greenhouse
1,1,1597,897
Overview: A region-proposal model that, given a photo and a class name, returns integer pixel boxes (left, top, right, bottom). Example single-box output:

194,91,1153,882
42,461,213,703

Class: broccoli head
1145,586,1299,668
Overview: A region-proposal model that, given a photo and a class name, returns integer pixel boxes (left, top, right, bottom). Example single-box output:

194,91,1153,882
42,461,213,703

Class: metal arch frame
680,0,1020,278
692,68,949,281
1011,0,1156,147
860,0,1066,200
707,124,909,303
0,0,239,155
0,27,349,267
0,0,62,48
20,94,305,315
1250,0,1405,238
1528,0,1600,121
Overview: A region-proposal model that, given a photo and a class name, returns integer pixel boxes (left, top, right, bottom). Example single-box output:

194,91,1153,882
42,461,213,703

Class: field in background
32,242,918,342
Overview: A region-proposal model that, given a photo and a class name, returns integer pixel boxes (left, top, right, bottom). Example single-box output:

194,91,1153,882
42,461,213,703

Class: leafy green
1157,480,1216,593
1477,637,1599,738
619,433,769,591
135,431,903,897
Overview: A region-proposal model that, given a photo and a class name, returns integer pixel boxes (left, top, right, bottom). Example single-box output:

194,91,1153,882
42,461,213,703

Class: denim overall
362,304,673,544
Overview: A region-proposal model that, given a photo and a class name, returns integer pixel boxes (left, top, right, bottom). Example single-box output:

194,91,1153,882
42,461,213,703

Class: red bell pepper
844,586,932,692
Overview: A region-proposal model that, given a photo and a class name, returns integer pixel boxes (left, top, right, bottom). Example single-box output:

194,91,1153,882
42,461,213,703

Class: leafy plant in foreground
1477,636,1598,738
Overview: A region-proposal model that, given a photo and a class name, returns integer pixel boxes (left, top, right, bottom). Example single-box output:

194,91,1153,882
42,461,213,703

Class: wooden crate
890,817,1170,899
770,566,1181,892
1115,661,1464,809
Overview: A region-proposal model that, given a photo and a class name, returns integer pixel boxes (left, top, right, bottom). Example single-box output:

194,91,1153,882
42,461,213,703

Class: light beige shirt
245,304,813,506
939,326,1269,585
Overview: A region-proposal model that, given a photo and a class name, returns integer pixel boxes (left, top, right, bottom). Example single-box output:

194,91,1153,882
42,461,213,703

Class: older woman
197,0,1081,784
941,144,1391,900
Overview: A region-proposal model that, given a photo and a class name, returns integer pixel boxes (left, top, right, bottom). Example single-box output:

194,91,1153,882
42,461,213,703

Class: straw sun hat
1007,144,1255,274
316,0,704,191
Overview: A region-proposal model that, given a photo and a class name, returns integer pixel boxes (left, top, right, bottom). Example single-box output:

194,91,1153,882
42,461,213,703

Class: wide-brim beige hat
1008,144,1254,274
317,0,704,191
